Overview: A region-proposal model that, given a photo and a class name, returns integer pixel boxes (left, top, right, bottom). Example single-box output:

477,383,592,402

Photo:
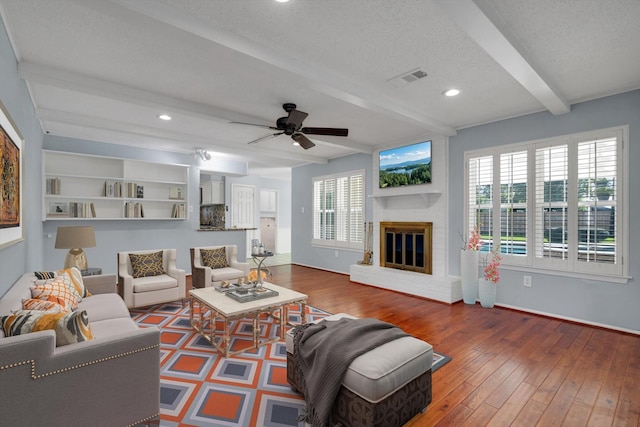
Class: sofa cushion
200,247,229,269
87,317,139,340
129,251,166,278
22,298,67,313
31,278,81,311
132,274,177,293
78,293,131,321
0,310,94,346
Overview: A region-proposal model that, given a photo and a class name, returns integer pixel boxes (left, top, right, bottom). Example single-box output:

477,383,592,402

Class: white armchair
117,248,186,308
190,245,250,289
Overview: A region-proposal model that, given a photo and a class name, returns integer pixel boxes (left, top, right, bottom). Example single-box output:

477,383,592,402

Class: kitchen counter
198,227,257,231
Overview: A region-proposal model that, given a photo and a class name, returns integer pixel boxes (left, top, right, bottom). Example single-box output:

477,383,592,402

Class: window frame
312,169,365,250
464,126,629,282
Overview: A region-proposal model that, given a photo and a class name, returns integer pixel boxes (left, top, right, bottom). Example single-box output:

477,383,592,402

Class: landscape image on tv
379,140,432,188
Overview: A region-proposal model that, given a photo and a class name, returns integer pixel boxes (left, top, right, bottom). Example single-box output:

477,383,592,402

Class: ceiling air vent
388,68,428,88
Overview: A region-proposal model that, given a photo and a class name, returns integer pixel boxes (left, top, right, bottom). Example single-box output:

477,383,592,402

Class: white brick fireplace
349,136,462,303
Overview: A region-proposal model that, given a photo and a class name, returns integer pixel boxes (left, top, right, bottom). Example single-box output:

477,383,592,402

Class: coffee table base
189,297,307,357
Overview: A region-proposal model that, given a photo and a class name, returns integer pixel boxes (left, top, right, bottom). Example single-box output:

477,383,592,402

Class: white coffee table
189,282,308,357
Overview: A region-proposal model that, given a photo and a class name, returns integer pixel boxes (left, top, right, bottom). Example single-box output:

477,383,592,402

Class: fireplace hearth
380,222,432,274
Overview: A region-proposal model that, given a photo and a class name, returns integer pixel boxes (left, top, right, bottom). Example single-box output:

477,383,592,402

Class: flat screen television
379,140,432,188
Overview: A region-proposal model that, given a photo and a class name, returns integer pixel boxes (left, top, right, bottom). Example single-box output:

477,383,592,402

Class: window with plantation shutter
465,126,627,280
467,155,494,248
313,170,364,249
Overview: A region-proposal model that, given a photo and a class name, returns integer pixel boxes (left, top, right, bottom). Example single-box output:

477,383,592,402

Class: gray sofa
0,272,160,427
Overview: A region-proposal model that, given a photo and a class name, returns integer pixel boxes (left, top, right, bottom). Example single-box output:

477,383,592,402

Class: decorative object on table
357,221,374,265
460,225,481,304
55,226,96,270
479,245,501,308
0,99,24,249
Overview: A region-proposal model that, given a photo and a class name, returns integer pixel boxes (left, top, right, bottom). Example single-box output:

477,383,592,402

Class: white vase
460,250,479,304
478,278,497,308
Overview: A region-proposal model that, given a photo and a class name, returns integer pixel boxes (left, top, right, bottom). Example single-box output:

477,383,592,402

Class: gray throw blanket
292,317,409,427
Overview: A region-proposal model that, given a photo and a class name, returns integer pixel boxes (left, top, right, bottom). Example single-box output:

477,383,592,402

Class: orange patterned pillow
57,267,91,298
1,310,94,346
22,298,68,313
31,278,81,311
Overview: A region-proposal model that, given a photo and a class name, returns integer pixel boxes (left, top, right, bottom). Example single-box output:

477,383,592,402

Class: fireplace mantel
369,190,442,208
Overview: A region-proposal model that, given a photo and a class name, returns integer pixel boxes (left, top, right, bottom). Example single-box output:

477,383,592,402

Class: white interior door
231,184,257,257
231,184,255,228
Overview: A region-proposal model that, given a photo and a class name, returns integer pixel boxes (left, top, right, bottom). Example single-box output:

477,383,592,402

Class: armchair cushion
1,310,94,346
132,275,178,293
200,247,229,269
129,251,166,278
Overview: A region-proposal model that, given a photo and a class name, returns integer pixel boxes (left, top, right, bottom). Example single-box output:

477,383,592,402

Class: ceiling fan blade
248,132,283,144
286,109,308,128
291,133,315,150
231,121,279,130
300,127,349,137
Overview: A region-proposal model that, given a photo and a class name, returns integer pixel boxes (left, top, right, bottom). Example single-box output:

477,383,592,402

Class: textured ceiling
1,0,639,179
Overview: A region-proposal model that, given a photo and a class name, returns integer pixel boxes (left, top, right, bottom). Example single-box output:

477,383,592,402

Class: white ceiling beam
434,0,570,115
18,62,265,125
20,62,372,155
36,108,328,164
107,0,457,136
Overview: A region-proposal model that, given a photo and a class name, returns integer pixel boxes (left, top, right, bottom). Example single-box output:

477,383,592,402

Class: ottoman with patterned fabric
285,313,433,427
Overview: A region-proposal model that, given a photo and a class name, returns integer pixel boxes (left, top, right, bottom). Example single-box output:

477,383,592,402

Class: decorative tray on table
225,287,279,303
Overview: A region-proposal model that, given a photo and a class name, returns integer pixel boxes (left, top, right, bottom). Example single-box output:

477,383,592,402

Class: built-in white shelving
43,150,189,221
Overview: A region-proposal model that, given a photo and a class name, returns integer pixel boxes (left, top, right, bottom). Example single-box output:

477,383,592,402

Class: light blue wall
0,17,44,297
291,153,373,272
448,90,640,332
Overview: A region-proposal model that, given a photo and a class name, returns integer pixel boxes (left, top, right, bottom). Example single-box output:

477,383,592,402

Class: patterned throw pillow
129,251,165,278
200,247,229,269
58,267,91,298
31,278,81,311
34,271,57,280
0,310,94,346
22,298,68,313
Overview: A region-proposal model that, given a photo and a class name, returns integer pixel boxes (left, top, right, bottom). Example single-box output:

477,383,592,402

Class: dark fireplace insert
380,221,432,274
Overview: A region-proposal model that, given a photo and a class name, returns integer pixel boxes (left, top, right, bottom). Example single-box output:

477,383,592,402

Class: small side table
252,253,273,285
81,267,102,276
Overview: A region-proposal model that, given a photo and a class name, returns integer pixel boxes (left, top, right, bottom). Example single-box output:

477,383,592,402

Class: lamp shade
55,226,96,270
55,226,96,249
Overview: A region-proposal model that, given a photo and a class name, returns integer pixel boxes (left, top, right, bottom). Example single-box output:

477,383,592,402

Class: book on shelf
169,186,183,200
46,177,61,195
171,203,185,218
124,202,144,218
104,181,121,197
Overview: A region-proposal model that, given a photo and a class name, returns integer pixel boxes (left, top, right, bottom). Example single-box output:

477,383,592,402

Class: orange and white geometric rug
131,302,449,427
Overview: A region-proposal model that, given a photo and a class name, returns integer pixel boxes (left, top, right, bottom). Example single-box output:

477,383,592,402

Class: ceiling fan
232,103,348,150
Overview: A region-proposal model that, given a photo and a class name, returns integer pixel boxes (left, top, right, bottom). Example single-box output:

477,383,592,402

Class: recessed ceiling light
158,114,172,121
443,88,460,97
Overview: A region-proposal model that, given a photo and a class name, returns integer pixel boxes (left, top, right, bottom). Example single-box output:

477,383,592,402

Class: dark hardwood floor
188,264,640,426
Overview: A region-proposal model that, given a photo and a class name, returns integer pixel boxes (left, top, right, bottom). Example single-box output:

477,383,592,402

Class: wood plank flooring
187,264,640,426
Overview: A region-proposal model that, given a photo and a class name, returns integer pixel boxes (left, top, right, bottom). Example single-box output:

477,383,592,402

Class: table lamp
55,226,96,270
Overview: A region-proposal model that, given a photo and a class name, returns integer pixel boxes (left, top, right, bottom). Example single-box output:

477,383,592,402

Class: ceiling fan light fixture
443,88,460,97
